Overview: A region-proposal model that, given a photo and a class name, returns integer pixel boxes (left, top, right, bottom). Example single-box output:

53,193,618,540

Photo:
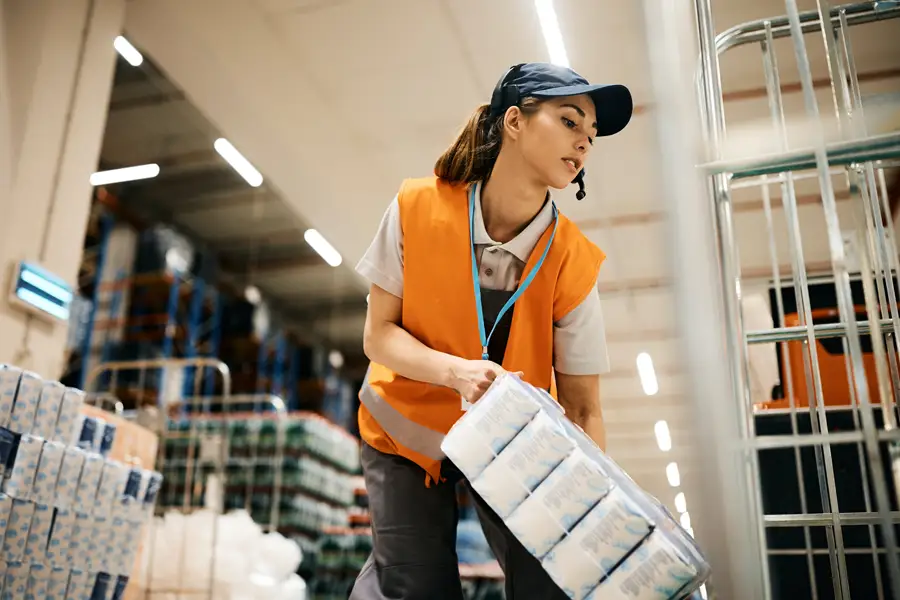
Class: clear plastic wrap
441,374,710,599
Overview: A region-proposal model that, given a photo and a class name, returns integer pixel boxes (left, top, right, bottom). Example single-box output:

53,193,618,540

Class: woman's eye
587,137,594,146
562,117,576,128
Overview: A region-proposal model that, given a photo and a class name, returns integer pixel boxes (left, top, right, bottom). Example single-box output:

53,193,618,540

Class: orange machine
756,306,896,410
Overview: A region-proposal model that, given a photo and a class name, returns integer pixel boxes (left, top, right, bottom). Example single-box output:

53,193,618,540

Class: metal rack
642,1,900,598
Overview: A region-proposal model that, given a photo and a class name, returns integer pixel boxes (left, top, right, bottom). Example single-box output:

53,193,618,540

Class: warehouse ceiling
97,54,368,358
117,0,899,519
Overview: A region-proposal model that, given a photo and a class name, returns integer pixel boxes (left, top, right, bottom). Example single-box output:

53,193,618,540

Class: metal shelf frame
642,1,900,598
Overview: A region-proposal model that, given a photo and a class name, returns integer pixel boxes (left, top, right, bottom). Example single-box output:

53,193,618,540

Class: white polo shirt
356,183,610,375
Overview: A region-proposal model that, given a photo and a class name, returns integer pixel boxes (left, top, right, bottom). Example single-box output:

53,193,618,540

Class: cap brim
532,83,633,137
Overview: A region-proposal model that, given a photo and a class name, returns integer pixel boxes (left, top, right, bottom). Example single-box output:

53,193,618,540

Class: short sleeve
356,196,404,298
553,282,610,375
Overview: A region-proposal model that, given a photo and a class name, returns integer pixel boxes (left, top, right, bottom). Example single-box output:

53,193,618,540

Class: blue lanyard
469,184,559,360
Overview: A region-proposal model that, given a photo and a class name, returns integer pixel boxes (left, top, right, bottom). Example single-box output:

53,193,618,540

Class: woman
350,62,632,600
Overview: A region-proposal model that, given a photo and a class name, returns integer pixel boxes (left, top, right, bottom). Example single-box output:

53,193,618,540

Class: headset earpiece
573,169,587,200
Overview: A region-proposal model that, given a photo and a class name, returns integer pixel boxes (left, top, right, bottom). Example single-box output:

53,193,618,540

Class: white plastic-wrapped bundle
441,374,710,599
138,509,307,599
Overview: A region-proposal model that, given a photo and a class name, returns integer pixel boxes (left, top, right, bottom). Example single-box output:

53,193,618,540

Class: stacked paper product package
442,374,710,600
0,364,163,600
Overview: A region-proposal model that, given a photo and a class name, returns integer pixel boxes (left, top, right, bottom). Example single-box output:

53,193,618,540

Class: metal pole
641,0,767,596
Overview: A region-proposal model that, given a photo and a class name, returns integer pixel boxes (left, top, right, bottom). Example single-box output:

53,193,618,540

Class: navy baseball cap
489,63,633,137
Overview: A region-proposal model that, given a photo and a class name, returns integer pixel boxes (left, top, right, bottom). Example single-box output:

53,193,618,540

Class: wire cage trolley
647,0,900,598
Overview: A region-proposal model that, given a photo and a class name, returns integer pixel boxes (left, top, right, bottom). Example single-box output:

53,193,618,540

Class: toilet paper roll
3,562,29,600
471,410,575,519
585,532,699,600
53,388,85,445
0,493,12,541
3,434,42,499
507,448,614,558
71,512,94,570
47,507,76,567
56,446,87,510
84,517,110,572
26,563,49,600
33,440,66,504
66,569,91,600
0,365,22,430
94,461,129,518
46,567,71,600
1,500,34,561
73,454,104,513
8,371,43,435
543,487,653,600
442,375,542,480
33,381,66,441
25,502,53,561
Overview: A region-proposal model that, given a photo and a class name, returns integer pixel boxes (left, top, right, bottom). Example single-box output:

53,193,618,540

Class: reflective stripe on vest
359,370,446,461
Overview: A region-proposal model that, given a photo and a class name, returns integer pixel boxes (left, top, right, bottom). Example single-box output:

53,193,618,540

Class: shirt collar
471,181,556,263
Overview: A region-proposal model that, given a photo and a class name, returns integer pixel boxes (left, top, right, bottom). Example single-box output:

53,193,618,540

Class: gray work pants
349,443,569,600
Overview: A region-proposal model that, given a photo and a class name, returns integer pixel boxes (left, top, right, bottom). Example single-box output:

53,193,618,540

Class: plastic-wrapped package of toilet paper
47,507,76,567
471,410,575,519
46,567,70,600
33,440,66,504
94,461,130,518
442,375,544,480
25,502,54,561
56,446,86,510
507,448,614,558
446,375,711,598
53,387,84,445
32,381,66,440
0,493,11,540
2,499,34,561
0,366,22,429
71,512,94,570
8,371,43,434
4,434,43,499
26,563,49,600
3,561,29,599
543,486,653,599
73,453,105,513
585,532,700,600
66,569,91,600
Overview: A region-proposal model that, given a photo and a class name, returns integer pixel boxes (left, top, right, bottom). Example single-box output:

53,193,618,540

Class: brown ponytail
434,98,542,185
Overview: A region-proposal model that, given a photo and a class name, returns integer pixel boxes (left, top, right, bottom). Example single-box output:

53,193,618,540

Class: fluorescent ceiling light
114,36,143,66
674,492,687,514
534,0,570,67
90,164,159,186
214,138,263,187
304,229,342,267
636,352,659,396
666,462,681,487
680,511,691,530
700,584,708,599
654,420,671,451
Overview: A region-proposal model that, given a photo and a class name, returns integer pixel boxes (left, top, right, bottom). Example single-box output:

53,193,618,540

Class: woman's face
513,95,598,190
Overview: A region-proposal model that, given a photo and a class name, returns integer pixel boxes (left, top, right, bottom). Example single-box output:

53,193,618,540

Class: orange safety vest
358,176,605,484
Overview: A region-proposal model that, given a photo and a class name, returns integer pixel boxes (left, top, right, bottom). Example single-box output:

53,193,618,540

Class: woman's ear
503,106,524,141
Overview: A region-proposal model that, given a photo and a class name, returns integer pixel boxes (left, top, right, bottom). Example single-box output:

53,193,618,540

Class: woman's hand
447,359,522,404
